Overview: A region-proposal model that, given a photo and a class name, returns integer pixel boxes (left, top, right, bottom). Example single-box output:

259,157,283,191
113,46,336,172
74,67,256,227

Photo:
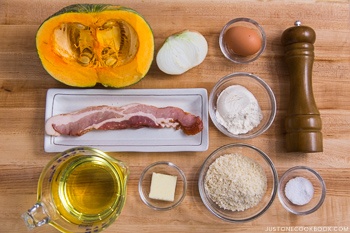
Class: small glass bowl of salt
278,166,326,215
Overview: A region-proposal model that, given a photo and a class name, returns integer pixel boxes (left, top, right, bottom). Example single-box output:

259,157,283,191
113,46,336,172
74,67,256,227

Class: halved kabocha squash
36,4,154,87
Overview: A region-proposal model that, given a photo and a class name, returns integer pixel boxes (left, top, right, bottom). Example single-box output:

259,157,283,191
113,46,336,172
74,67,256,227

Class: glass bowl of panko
198,143,278,222
209,72,276,139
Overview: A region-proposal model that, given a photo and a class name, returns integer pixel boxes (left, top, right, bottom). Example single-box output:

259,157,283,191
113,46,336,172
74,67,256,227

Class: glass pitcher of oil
22,147,129,233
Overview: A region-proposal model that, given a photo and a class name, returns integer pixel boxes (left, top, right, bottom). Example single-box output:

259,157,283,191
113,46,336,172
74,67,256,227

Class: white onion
156,30,208,75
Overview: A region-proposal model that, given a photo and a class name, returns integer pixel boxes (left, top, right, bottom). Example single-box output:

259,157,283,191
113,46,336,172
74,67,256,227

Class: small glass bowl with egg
138,161,187,211
278,166,326,215
219,18,266,64
209,72,276,139
198,143,278,222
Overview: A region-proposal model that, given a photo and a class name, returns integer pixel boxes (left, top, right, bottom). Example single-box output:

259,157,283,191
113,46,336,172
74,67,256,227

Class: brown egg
224,26,262,56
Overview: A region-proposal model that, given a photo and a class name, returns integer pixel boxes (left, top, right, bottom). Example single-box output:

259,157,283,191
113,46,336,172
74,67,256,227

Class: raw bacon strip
45,104,203,136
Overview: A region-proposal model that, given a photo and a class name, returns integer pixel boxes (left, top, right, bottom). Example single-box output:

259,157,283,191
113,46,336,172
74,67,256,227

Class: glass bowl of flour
209,72,276,139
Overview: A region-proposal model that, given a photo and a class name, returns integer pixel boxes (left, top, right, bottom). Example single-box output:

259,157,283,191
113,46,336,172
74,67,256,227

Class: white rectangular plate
44,88,209,152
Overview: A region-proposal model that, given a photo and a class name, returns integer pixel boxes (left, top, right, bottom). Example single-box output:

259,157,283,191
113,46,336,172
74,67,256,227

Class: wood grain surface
0,1,349,233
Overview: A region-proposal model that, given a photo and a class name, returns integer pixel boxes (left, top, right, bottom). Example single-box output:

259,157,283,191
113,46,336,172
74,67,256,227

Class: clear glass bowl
278,166,326,215
138,161,187,211
209,72,276,139
198,143,278,223
219,17,266,64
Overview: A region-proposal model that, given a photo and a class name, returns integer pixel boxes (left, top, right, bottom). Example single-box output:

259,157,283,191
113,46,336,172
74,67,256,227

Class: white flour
216,85,263,135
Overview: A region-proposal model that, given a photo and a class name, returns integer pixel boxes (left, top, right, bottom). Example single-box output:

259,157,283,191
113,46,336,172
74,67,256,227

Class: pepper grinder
281,20,323,153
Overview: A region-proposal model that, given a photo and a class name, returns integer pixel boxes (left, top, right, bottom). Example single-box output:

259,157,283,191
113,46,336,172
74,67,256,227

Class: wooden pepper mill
281,20,323,153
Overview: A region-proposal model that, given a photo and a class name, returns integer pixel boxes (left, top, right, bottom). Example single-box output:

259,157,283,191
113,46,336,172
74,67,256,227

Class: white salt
284,177,314,205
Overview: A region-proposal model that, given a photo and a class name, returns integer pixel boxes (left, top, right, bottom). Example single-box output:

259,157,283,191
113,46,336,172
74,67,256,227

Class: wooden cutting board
0,1,349,232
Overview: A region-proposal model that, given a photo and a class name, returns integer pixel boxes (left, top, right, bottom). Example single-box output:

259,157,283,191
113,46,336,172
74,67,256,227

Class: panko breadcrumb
204,153,267,211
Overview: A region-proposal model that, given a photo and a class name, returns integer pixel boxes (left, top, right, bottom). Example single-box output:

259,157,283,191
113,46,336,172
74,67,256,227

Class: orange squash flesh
36,4,154,88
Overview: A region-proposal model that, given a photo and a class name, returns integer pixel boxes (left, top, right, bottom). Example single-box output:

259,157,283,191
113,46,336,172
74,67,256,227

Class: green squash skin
53,4,112,14
40,4,141,28
37,4,155,88
52,4,131,16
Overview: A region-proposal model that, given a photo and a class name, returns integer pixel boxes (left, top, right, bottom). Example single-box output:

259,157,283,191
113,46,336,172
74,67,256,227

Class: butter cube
149,172,177,202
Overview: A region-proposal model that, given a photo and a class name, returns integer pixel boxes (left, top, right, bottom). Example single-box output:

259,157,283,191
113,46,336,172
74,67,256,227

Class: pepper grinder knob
281,21,323,153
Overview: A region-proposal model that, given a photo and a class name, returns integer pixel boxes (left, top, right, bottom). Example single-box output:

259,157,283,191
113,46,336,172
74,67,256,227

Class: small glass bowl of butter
138,161,187,211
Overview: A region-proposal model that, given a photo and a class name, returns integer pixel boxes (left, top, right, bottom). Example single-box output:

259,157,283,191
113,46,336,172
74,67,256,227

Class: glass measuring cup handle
22,203,50,230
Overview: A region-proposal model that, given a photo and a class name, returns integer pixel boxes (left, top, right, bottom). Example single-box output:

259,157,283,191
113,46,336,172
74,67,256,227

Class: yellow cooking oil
49,155,126,225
